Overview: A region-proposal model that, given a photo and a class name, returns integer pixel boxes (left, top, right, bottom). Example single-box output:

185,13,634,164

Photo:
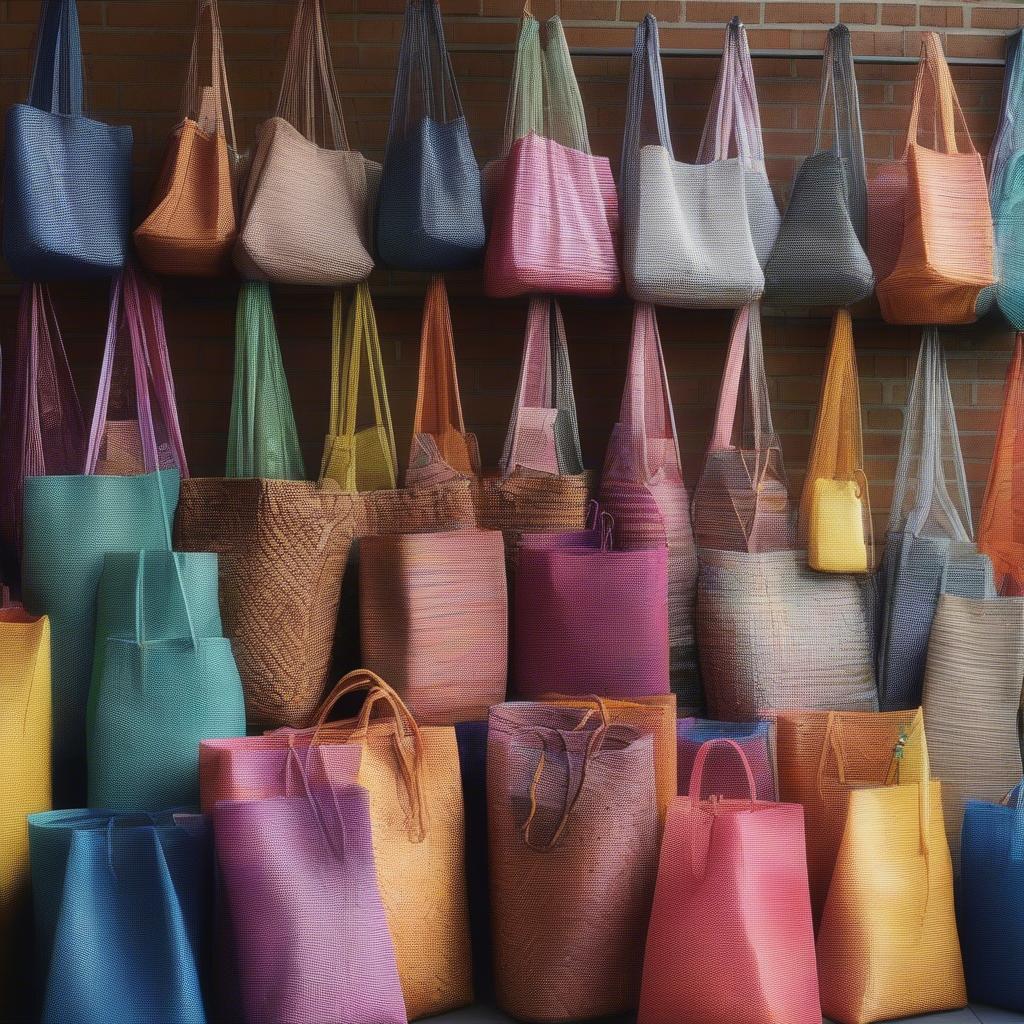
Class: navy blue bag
3,0,132,279
376,0,485,270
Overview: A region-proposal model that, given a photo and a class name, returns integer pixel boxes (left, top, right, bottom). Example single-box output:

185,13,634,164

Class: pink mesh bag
675,717,775,800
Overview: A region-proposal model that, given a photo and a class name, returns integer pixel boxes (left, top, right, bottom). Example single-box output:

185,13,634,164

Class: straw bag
771,708,929,925
488,701,659,1022
676,718,775,800
235,0,378,286
3,0,132,279
922,594,1024,870
621,16,763,308
765,26,873,309
134,0,239,277
801,310,872,572
484,13,620,298
601,305,700,706
871,33,995,325
376,0,485,270
692,305,796,553
639,740,821,1024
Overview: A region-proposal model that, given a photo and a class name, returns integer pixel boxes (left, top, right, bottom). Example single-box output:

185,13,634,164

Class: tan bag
234,0,379,286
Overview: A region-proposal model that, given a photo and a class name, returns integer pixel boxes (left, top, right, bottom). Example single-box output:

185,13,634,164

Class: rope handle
181,0,237,151
904,31,974,156
412,276,465,437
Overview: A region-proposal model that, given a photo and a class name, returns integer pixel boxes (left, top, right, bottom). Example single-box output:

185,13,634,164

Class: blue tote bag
3,0,132,279
29,809,210,1024
375,0,485,270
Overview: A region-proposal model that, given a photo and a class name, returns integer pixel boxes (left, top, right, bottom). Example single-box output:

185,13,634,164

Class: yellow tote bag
320,283,398,493
801,309,872,572
0,606,50,1012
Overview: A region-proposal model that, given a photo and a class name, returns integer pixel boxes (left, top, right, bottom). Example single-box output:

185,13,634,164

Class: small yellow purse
809,477,868,572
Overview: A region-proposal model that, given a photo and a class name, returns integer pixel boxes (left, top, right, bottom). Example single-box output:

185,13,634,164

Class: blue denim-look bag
3,0,132,279
376,0,485,270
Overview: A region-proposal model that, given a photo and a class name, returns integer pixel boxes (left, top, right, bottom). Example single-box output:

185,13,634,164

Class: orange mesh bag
871,32,995,325
979,333,1024,593
771,708,928,926
488,701,659,1023
133,0,239,277
692,304,796,553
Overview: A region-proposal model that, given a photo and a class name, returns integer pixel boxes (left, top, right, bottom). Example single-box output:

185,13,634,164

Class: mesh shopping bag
876,328,995,711
134,0,240,277
771,708,928,925
922,593,1024,871
484,12,620,298
638,740,820,1024
697,548,877,721
676,718,774,800
801,309,872,572
29,809,210,1024
620,16,763,308
601,304,700,706
488,701,659,1022
816,777,966,1022
871,33,995,325
213,778,406,1024
376,0,484,270
2,0,132,279
765,27,873,309
692,304,796,553
235,0,378,286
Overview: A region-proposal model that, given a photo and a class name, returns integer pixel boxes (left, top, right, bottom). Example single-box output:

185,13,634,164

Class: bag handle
412,276,466,444
132,548,199,652
29,0,84,117
284,741,350,861
988,30,1024,201
181,0,237,151
688,737,759,804
904,32,974,157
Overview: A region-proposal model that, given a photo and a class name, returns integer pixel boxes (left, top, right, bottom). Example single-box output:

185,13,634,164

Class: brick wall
1,0,1023,539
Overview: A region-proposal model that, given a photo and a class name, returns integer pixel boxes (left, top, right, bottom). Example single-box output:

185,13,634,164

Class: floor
434,1007,1024,1023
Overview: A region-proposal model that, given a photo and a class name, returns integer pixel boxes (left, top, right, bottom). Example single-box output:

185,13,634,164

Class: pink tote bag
676,718,775,799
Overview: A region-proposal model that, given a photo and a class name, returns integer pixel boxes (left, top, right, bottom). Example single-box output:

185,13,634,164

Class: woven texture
484,15,620,298
621,16,763,308
29,809,209,1024
922,594,1024,871
771,708,928,925
214,782,406,1024
376,0,484,270
816,780,966,1023
488,701,659,1023
360,529,507,725
2,0,132,279
692,305,796,553
235,0,378,286
697,547,877,720
601,304,699,707
871,33,995,325
676,718,774,800
134,0,238,277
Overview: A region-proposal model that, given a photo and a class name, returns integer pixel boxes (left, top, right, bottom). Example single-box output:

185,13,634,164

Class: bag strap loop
29,0,85,117
905,32,974,157
181,0,237,150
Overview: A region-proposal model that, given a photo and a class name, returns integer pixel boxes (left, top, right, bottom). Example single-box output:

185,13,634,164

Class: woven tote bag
488,701,659,1022
816,779,966,1023
0,603,50,1020
484,13,620,298
475,298,591,569
676,718,774,800
876,329,994,711
692,305,797,553
621,16,762,308
227,282,305,480
771,708,928,925
601,304,700,706
29,809,210,1024
134,0,239,277
979,333,1024,593
214,784,406,1024
638,740,820,1024
922,593,1024,871
376,0,484,270
294,672,473,1019
2,0,132,279
801,309,872,572
697,547,878,721
360,528,508,724
959,782,1024,1011
235,0,378,286
765,27,873,309
0,284,85,576
871,33,995,325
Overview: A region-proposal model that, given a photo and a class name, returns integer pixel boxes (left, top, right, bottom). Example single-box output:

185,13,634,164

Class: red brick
880,3,917,26
840,3,879,24
619,1,683,23
970,6,1024,30
685,1,761,23
919,4,963,27
560,0,620,21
